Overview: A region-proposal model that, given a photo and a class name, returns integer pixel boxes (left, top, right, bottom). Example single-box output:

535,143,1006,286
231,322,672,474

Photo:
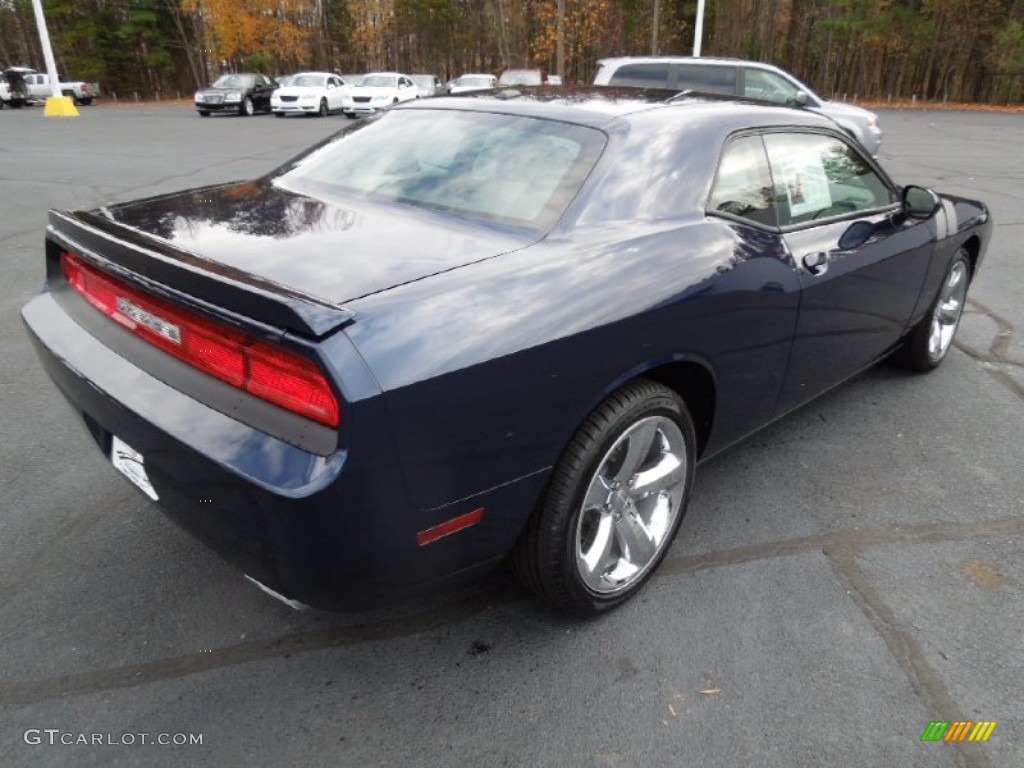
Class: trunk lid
92,179,536,308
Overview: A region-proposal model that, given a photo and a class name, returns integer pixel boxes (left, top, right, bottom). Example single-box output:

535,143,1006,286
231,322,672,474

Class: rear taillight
61,251,340,428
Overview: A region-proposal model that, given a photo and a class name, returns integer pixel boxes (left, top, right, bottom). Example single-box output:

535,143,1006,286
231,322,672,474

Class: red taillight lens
61,252,340,428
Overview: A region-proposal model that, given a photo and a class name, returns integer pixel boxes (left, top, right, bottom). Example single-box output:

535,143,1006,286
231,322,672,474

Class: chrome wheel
574,415,687,594
928,259,968,362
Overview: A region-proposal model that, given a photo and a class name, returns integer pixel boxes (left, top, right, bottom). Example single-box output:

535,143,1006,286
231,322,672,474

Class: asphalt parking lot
1,103,1021,767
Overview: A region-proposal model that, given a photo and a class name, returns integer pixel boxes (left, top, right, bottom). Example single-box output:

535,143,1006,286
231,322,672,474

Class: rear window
275,109,605,230
608,63,671,88
677,64,737,94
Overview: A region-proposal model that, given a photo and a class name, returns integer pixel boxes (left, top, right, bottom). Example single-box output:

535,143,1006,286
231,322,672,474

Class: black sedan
22,88,991,614
195,72,277,116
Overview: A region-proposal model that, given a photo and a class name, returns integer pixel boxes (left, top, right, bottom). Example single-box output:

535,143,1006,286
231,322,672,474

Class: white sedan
447,74,497,94
271,72,350,117
341,73,419,117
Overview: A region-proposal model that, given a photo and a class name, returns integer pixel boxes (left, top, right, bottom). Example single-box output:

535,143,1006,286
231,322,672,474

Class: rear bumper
21,289,543,609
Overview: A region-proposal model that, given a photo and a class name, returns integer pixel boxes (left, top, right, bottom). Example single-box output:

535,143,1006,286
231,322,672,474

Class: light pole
693,0,707,57
30,0,78,116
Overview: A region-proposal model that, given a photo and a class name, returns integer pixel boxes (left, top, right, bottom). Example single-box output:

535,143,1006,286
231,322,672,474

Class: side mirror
838,220,876,250
791,90,810,107
903,185,940,219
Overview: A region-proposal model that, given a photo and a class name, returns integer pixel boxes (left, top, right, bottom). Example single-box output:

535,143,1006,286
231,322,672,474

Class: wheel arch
594,357,717,459
640,361,716,458
960,234,981,281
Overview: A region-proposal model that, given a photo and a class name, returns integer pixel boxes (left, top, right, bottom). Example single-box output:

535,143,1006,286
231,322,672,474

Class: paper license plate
111,435,159,501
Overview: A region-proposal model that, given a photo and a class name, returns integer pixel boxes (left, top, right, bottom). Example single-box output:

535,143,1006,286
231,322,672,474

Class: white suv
593,56,882,156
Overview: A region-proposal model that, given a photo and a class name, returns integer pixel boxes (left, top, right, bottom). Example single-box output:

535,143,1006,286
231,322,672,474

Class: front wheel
239,96,254,116
318,98,328,117
197,110,210,117
512,380,696,615
891,249,971,371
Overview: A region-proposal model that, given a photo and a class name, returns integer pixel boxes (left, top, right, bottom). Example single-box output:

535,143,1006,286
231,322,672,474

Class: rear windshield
274,109,605,230
456,76,493,88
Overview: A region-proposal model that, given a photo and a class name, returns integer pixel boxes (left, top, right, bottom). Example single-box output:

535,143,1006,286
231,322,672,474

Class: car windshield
275,109,605,230
292,75,327,88
212,74,254,89
361,75,397,88
457,76,492,88
341,74,363,86
499,70,543,86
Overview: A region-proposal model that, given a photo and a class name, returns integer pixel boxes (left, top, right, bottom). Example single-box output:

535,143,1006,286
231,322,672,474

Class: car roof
597,56,784,69
363,71,407,77
400,86,832,131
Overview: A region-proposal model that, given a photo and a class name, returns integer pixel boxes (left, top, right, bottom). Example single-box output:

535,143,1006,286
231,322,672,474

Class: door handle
802,251,829,276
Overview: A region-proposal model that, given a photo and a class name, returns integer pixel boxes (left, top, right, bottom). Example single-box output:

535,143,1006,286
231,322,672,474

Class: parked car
271,72,350,117
1,67,32,108
447,73,497,94
594,56,883,155
340,72,418,117
194,73,277,116
22,87,990,614
410,74,444,97
497,68,546,86
0,72,13,108
21,71,99,105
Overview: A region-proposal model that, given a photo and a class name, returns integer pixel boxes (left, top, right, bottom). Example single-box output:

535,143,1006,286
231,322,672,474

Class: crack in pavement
1,515,1020,709
826,549,990,768
957,298,1023,400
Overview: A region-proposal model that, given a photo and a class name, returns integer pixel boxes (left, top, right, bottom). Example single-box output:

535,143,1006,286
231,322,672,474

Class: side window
763,133,895,226
607,63,671,88
708,135,777,227
743,69,801,104
677,64,737,94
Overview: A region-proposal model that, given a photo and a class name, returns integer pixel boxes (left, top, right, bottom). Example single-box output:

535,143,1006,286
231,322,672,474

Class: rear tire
891,249,971,372
512,379,696,615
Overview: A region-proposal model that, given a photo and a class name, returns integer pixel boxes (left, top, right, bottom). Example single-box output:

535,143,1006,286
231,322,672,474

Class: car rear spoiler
47,209,355,339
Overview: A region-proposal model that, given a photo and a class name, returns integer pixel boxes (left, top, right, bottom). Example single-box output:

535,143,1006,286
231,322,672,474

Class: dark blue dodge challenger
22,88,991,614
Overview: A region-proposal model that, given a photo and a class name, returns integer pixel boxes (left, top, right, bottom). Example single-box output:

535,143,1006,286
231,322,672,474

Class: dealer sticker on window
111,435,159,501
